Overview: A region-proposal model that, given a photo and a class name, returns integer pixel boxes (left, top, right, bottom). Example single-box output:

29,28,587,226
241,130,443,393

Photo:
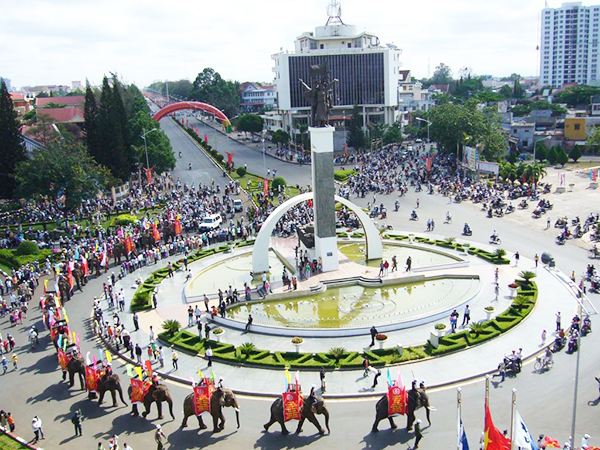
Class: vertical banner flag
483,402,511,450
263,179,269,196
458,418,470,450
513,410,538,450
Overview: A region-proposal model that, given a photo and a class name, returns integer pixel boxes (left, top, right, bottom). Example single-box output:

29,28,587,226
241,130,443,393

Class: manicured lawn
0,433,30,450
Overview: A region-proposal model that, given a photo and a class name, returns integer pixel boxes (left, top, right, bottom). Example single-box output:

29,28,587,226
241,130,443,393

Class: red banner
57,349,71,371
282,390,303,422
193,379,214,416
204,134,208,144
125,236,134,254
86,366,100,393
130,379,151,404
145,359,153,377
426,157,432,172
387,385,407,416
152,224,161,242
263,179,269,196
174,219,182,236
226,152,234,165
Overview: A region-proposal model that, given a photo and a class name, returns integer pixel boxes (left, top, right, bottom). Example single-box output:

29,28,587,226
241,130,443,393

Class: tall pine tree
346,103,366,151
83,81,100,161
0,79,26,198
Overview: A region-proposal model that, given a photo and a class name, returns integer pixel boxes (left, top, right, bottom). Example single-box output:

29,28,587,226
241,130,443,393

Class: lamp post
141,128,159,172
534,136,551,163
262,128,267,177
415,117,432,156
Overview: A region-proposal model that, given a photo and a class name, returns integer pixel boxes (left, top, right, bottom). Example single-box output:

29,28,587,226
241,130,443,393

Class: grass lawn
0,433,30,450
563,160,600,169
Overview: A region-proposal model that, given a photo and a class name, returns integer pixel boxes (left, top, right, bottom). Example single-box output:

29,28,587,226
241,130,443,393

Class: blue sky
1,0,553,89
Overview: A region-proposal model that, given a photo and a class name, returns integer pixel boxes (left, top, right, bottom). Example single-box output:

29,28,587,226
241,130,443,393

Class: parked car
233,199,243,212
198,213,222,232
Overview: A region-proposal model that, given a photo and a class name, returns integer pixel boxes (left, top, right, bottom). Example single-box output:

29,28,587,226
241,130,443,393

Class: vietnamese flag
483,402,511,450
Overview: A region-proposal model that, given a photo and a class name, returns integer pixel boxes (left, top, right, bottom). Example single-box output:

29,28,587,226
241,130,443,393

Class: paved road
0,118,598,449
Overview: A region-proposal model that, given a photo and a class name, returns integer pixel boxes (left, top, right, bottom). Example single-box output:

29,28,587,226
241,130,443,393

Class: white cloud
1,0,554,89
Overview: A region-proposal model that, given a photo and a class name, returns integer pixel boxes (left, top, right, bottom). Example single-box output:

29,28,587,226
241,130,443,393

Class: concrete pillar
309,126,338,272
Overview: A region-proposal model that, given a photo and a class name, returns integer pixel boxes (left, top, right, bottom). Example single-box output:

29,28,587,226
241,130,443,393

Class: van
199,213,222,232
233,199,243,212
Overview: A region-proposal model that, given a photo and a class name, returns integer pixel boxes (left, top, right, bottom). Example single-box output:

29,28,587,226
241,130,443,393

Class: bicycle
534,356,554,372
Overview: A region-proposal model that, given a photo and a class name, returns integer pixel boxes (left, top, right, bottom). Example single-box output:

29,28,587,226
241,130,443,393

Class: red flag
67,265,74,290
86,366,100,393
193,379,214,416
145,359,153,377
226,152,234,165
308,199,313,208
174,219,182,236
484,402,511,450
263,179,269,196
130,379,151,404
204,134,208,143
152,224,161,242
282,390,303,422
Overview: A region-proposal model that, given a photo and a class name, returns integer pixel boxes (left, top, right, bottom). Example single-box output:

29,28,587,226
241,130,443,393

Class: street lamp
415,117,432,156
141,128,159,171
534,136,551,163
262,128,267,177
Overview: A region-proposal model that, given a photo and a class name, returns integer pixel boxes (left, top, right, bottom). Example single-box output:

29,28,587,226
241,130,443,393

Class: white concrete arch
252,192,383,273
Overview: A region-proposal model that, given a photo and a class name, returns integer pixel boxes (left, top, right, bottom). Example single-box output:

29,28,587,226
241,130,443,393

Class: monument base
315,236,339,272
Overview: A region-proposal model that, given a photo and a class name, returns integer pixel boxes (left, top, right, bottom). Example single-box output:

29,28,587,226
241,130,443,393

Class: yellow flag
285,368,291,384
44,279,48,293
134,366,143,380
72,331,77,343
105,350,112,364
63,310,69,324
198,368,203,379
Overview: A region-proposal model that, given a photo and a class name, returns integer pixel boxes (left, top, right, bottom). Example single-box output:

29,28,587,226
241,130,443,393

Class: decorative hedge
334,169,357,182
0,248,54,270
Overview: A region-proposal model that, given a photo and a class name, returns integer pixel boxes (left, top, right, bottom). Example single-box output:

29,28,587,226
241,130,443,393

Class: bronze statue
299,65,337,128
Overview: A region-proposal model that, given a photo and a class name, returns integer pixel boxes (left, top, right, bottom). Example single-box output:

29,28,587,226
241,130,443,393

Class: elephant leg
304,415,324,435
406,410,415,431
118,388,127,406
263,414,276,432
68,371,75,387
388,416,397,429
111,389,117,407
132,403,139,416
181,413,189,428
156,401,163,420
371,415,382,433
62,370,66,381
98,389,105,405
425,406,431,426
198,415,207,430
80,373,86,391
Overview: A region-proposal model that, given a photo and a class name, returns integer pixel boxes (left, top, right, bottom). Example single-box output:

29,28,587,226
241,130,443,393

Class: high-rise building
540,2,600,87
270,1,402,134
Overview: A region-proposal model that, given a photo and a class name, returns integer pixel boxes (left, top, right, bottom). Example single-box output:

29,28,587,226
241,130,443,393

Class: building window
320,44,324,49
574,123,581,130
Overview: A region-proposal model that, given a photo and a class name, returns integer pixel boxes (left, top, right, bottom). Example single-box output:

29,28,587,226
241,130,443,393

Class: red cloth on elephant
130,379,152,404
193,379,214,416
387,385,407,416
57,348,72,371
282,389,303,422
174,219,182,236
86,366,100,393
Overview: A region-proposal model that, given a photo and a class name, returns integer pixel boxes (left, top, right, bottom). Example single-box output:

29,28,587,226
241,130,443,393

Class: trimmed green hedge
0,248,54,270
334,169,357,182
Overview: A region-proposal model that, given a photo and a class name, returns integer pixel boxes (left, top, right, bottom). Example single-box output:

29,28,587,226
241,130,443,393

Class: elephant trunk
323,408,330,434
118,387,128,406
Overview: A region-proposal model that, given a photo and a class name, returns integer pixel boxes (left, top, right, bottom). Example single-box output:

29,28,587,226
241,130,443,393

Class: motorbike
444,213,452,224
532,208,543,219
581,318,592,336
518,200,529,210
567,336,578,354
552,336,566,352
555,217,568,228
462,224,472,236
410,210,419,221
505,204,515,214
188,163,192,170
504,357,521,375
556,235,566,245
489,235,502,245
487,209,493,219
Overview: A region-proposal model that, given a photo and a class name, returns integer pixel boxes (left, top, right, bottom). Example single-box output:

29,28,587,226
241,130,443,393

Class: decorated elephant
56,275,71,302
128,383,175,420
113,242,129,265
97,372,127,407
137,232,155,251
181,388,240,432
161,223,177,244
64,356,86,390
371,383,430,433
71,265,85,292
264,395,330,435
87,255,102,277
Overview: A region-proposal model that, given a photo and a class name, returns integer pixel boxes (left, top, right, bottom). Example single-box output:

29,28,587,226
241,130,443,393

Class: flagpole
484,374,490,442
570,298,583,443
510,388,517,450
457,388,462,450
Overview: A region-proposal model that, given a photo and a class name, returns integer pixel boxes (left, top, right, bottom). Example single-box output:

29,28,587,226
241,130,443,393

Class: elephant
128,383,175,420
162,224,177,244
71,265,85,292
97,372,127,407
181,388,240,433
87,255,102,277
264,395,330,435
64,356,86,390
56,275,71,302
113,242,129,265
137,232,155,251
371,385,430,433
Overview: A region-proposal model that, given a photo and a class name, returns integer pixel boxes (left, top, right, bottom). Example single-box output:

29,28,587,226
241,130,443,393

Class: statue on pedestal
299,64,337,128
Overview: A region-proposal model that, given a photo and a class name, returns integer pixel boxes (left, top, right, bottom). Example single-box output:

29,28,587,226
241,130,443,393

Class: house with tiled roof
36,107,84,124
35,95,84,108
240,83,277,112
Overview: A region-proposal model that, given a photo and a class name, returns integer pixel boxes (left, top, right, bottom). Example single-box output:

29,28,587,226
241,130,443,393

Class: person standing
391,255,397,272
32,415,44,442
135,344,142,364
534,253,539,268
172,349,179,371
245,315,253,333
204,322,210,340
155,424,166,450
2,355,7,374
149,326,155,343
11,353,18,370
187,306,194,327
514,251,520,267
369,325,378,347
133,312,139,331
7,411,15,432
203,294,210,312
206,346,213,367
158,346,165,368
320,367,326,393
194,306,201,324
414,419,424,448
462,305,471,326
556,312,561,331
541,329,547,346
406,256,412,272
71,409,83,436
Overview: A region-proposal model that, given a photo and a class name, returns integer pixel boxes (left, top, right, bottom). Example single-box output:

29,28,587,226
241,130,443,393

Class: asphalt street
0,114,598,449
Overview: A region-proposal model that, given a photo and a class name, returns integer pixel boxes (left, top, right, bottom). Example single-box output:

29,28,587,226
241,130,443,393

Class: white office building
271,1,402,134
540,2,600,87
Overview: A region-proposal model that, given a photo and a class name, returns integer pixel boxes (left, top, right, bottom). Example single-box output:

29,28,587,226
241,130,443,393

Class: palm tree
162,319,181,338
469,321,486,337
328,347,347,364
238,342,257,358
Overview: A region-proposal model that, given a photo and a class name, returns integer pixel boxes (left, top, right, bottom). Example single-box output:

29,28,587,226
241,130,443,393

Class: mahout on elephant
371,380,431,432
64,355,86,390
128,378,175,420
97,369,127,407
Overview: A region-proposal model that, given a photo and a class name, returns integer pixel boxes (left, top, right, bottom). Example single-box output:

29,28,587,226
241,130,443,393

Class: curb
0,427,44,450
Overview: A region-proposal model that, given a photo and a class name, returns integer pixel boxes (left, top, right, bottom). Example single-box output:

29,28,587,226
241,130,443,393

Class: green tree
499,84,513,99
513,80,523,99
535,145,546,163
148,79,193,99
430,63,453,85
346,104,366,150
236,114,263,134
383,122,403,145
556,146,569,167
271,129,290,147
511,104,531,117
189,68,240,119
586,126,600,153
569,145,582,162
14,141,117,210
83,81,100,160
546,146,558,165
0,79,27,199
553,85,600,108
129,111,175,174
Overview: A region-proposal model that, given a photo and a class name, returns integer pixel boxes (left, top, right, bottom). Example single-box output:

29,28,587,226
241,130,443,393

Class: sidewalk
103,234,579,398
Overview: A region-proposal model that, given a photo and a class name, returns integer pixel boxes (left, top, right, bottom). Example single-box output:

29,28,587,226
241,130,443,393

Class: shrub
239,342,257,358
236,166,247,177
291,337,304,344
162,319,181,337
109,214,138,227
494,248,507,259
328,346,347,364
271,176,287,193
15,241,39,256
334,169,357,182
518,271,537,282
469,321,486,337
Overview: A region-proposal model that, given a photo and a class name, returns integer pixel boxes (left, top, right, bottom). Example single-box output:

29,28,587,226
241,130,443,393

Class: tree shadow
26,381,83,404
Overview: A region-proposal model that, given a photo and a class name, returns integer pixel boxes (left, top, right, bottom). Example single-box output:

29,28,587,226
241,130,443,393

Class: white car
233,199,243,212
198,214,222,232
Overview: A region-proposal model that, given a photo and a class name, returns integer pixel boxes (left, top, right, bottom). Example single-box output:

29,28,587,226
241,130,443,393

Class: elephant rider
418,380,432,426
406,380,419,431
308,385,318,414
152,373,161,388
104,363,113,377
217,377,224,390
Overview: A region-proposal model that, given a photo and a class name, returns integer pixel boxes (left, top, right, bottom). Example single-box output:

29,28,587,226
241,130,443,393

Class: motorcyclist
394,200,399,212
410,210,418,220
463,223,471,235
445,211,452,223
188,163,192,170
